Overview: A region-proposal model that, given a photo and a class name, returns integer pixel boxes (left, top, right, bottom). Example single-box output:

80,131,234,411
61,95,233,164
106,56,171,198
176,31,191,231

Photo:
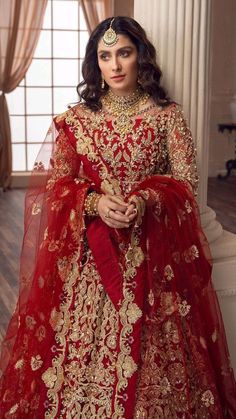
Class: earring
101,76,105,89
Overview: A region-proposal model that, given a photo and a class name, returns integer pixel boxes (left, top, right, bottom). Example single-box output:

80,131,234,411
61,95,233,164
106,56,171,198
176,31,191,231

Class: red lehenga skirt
0,171,236,418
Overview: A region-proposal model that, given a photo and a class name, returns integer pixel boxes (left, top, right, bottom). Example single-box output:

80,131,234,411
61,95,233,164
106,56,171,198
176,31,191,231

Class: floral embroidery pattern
201,390,215,407
14,359,24,370
31,355,43,371
2,103,226,418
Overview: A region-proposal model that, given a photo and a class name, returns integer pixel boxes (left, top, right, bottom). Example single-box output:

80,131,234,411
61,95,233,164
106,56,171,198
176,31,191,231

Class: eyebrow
97,46,134,54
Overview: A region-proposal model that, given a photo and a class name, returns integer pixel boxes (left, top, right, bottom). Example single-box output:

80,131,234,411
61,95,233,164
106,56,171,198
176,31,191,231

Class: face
97,34,139,96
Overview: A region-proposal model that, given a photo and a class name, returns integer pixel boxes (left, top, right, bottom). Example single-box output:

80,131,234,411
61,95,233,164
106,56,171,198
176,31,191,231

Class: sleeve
165,105,199,196
45,119,83,192
47,113,102,217
27,117,91,263
129,105,199,217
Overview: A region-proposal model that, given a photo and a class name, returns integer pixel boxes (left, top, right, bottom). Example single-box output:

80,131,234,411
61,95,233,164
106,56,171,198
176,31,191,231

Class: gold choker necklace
102,89,150,137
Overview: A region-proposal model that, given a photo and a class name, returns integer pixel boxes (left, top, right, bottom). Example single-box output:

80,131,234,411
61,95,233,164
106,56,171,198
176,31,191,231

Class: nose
111,55,121,72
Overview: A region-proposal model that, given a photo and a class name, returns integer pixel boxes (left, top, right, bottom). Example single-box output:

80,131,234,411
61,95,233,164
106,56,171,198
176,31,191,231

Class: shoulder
158,103,190,134
147,102,183,129
156,102,183,118
148,102,191,139
147,102,182,121
53,103,97,127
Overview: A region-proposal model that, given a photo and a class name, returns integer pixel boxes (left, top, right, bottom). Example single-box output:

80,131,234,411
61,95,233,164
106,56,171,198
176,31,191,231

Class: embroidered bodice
54,102,199,197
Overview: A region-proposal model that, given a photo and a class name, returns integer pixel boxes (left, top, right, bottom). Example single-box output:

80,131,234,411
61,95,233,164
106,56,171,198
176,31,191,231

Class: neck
103,88,149,110
110,86,139,97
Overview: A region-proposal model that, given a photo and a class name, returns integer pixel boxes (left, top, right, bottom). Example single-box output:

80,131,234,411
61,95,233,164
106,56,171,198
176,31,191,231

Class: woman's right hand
97,194,131,228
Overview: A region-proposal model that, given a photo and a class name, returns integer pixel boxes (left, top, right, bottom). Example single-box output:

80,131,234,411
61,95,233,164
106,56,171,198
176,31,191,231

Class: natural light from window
7,0,89,172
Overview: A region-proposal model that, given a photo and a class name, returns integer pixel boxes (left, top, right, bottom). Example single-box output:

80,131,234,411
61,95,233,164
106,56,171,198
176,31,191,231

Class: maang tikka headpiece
102,18,118,47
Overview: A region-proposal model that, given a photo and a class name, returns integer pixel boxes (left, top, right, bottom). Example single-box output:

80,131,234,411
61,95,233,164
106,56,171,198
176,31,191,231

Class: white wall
208,0,236,177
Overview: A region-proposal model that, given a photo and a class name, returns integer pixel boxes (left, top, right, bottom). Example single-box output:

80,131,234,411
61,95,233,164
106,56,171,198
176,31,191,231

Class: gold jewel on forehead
102,18,118,47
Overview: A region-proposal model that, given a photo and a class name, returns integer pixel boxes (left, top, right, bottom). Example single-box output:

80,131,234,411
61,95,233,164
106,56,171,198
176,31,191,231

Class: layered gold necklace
101,88,150,137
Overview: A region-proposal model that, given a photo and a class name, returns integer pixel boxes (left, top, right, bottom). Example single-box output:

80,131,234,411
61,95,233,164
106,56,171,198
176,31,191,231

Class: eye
99,53,109,61
120,50,130,57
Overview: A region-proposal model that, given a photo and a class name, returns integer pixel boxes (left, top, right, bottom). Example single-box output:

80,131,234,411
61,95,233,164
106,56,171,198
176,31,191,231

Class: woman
0,16,236,418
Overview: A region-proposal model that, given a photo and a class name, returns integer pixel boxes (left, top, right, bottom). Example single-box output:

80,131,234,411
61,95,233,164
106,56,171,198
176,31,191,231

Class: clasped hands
98,194,138,229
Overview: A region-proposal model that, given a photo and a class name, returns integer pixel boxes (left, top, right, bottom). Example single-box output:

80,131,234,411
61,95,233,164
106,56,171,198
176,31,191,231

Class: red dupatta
87,175,236,418
0,121,90,417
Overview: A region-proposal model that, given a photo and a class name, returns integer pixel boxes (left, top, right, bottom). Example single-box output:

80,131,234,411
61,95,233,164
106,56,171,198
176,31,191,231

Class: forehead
97,34,136,52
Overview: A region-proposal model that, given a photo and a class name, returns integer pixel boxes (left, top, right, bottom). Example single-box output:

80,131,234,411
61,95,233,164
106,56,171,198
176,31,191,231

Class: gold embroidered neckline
101,89,150,137
74,101,166,124
102,102,158,120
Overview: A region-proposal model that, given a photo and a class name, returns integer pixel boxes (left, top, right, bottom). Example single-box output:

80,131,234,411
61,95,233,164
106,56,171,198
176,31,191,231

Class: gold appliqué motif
148,289,154,306
211,329,218,343
14,359,24,370
49,307,64,331
184,244,199,263
125,244,144,268
31,203,41,215
35,325,46,342
185,200,192,213
25,315,36,330
200,336,207,350
121,302,142,325
160,377,171,395
123,355,138,378
178,300,191,317
42,367,58,389
7,403,19,415
31,355,43,371
201,390,215,407
33,161,45,172
164,264,174,281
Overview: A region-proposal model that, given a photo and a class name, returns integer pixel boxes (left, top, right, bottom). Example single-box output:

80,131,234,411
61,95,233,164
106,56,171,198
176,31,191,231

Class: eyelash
99,51,130,60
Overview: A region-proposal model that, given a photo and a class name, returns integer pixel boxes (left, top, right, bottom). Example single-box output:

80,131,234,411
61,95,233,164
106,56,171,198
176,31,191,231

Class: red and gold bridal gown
0,103,236,418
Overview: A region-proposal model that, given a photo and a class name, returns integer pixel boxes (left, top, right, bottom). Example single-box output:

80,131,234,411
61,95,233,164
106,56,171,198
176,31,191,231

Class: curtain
0,0,48,190
81,0,114,33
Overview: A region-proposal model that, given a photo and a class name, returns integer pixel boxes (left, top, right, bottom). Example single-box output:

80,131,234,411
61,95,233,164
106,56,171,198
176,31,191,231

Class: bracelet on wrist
84,192,101,216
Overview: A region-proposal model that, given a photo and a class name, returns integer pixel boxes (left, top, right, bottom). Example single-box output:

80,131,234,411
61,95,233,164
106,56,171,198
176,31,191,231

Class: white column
134,0,236,373
134,0,210,212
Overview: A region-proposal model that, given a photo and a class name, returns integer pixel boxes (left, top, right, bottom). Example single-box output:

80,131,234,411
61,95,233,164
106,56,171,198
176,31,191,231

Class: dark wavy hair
77,16,172,111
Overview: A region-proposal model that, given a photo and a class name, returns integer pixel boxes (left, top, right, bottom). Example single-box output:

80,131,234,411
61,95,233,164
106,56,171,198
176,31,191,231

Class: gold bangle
84,192,101,216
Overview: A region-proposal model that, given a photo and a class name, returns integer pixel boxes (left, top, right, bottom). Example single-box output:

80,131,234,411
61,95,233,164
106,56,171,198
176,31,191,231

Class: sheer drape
0,0,47,190
81,0,114,33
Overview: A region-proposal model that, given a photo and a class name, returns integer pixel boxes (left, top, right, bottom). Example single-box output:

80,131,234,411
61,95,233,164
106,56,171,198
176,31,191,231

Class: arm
127,105,199,222
165,105,199,196
36,121,90,254
46,124,81,192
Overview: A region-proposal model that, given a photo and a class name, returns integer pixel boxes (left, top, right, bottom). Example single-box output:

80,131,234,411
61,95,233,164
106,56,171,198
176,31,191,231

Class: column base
201,206,236,373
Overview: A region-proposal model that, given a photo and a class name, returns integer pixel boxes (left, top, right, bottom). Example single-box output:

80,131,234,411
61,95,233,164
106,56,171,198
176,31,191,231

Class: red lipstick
111,75,125,79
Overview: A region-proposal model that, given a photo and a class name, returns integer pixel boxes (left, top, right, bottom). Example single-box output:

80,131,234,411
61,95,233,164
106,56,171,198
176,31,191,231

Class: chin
111,83,135,93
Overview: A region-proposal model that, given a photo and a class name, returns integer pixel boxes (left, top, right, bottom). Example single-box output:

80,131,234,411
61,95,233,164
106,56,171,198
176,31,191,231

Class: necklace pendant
114,113,133,137
116,113,130,128
101,88,150,138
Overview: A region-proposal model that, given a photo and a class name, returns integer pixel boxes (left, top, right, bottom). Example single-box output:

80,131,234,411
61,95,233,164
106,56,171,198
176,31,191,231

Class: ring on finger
105,208,111,219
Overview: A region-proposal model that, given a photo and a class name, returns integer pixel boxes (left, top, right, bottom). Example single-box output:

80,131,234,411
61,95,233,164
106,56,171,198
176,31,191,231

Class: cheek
98,61,110,78
128,59,138,75
97,59,104,72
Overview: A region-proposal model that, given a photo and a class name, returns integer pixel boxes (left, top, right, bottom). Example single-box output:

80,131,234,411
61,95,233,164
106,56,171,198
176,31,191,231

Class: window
7,0,89,172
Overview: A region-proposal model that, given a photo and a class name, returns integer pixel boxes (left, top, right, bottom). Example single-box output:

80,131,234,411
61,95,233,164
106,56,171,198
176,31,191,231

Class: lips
111,75,125,80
